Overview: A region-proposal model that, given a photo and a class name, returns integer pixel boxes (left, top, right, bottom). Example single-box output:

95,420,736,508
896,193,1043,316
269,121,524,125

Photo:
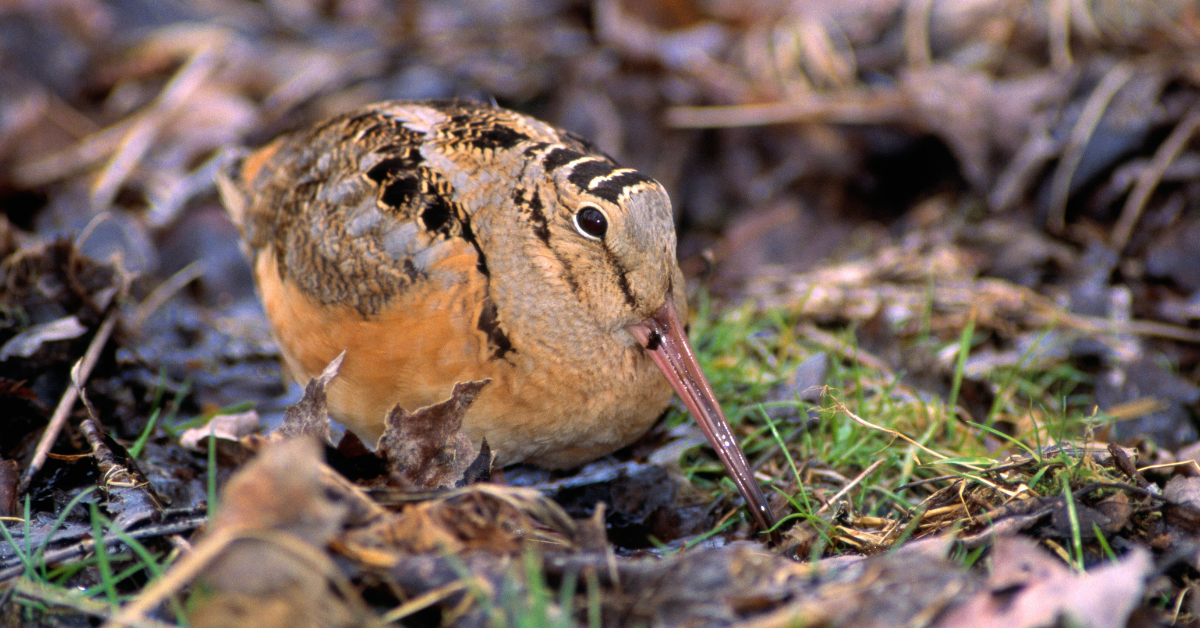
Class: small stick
665,90,906,129
89,44,218,210
1046,63,1134,233
816,459,885,515
127,261,204,331
17,312,119,495
830,397,956,464
0,516,205,583
1048,0,1073,71
1111,105,1200,250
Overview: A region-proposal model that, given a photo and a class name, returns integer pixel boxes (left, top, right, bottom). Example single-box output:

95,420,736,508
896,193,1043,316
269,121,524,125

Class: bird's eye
574,206,608,239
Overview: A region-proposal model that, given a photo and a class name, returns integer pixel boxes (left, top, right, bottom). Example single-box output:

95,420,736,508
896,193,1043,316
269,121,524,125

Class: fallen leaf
935,537,1151,628
1164,475,1200,531
376,485,568,555
190,437,379,628
378,379,490,489
277,351,344,443
0,315,86,360
180,410,261,451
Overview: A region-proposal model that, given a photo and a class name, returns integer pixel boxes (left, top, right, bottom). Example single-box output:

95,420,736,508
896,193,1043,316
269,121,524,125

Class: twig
1048,0,1073,71
1021,287,1200,344
1046,62,1134,233
100,526,239,628
989,128,1059,212
796,323,895,380
664,89,906,128
0,516,206,583
73,211,114,252
18,311,119,495
1111,105,1200,250
380,579,469,623
127,261,204,331
89,44,219,210
816,459,885,515
829,397,960,465
956,508,1056,549
12,117,139,186
77,389,165,531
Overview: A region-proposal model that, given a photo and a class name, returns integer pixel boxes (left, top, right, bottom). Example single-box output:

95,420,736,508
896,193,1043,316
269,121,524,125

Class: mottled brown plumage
218,100,775,532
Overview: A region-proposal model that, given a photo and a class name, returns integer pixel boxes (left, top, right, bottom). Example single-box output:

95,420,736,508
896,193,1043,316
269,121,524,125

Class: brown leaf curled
278,351,345,442
379,379,491,489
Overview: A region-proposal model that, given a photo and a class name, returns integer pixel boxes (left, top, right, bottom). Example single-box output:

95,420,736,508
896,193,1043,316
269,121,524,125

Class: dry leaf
378,379,491,489
935,537,1151,628
189,437,379,628
180,410,261,451
277,351,344,442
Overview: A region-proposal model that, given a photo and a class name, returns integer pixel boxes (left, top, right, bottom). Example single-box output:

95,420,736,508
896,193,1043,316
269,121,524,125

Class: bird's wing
222,102,491,317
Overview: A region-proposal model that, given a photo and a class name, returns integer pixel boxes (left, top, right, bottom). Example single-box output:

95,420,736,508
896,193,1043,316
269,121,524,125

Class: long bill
628,299,777,535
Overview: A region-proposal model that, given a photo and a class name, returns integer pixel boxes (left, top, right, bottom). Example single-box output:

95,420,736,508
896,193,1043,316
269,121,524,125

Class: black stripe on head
588,170,654,203
566,159,617,191
541,147,583,172
613,267,637,308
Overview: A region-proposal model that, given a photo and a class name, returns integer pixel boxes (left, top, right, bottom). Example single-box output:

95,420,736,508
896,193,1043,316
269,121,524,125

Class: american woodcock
217,100,775,532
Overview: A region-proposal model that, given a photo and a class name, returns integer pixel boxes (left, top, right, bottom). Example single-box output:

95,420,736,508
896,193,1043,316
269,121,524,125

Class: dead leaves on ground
151,360,1172,628
0,240,1182,628
136,436,1158,628
138,357,1176,628
5,0,1200,625
112,438,378,628
112,437,575,628
937,538,1151,628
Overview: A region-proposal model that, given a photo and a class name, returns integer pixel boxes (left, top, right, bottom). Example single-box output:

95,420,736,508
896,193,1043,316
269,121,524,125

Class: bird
217,99,775,533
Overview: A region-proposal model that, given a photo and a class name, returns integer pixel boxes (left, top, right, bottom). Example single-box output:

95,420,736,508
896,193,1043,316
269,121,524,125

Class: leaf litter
2,0,1200,626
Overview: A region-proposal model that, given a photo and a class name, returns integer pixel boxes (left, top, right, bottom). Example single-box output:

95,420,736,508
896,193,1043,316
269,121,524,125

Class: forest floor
2,1,1200,626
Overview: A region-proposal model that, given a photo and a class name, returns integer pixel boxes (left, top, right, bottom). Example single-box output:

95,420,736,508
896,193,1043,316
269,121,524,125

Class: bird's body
220,100,775,530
